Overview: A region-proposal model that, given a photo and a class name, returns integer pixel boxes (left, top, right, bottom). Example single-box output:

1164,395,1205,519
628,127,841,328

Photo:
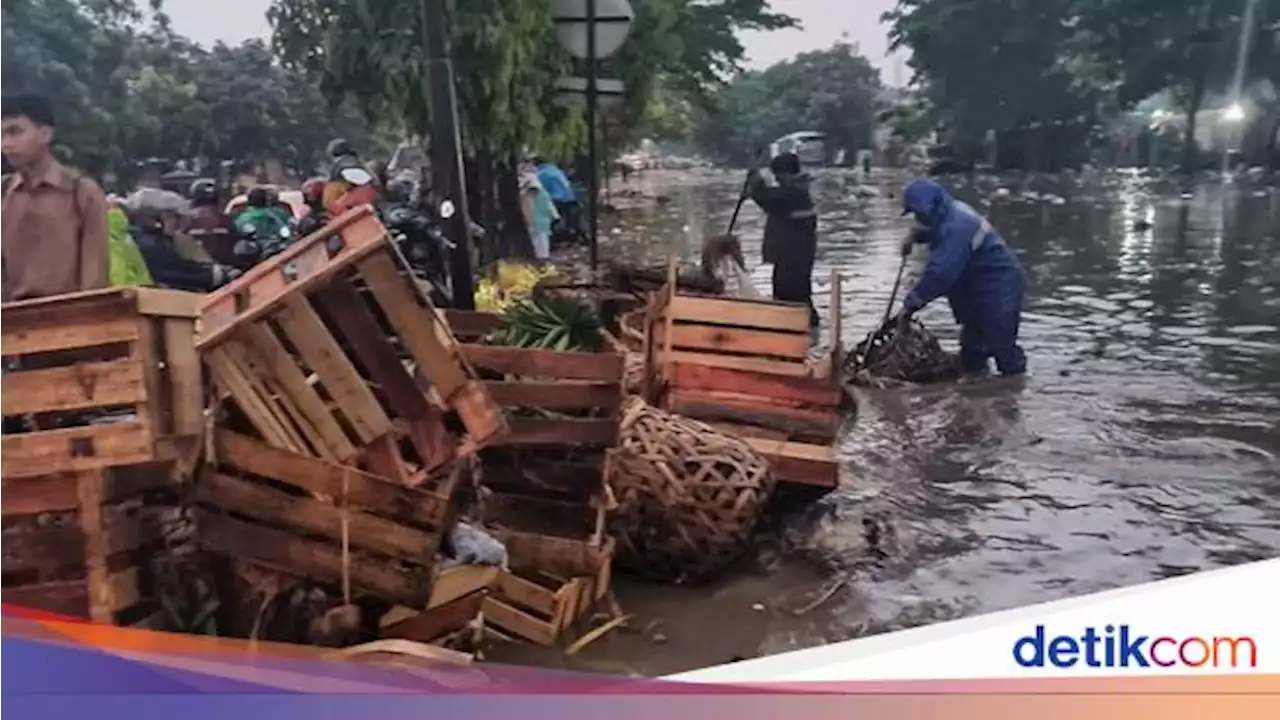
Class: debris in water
793,580,848,616
751,602,766,612
565,614,634,656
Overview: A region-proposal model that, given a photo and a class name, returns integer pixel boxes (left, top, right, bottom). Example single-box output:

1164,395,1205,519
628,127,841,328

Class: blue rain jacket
536,162,576,203
901,179,1024,326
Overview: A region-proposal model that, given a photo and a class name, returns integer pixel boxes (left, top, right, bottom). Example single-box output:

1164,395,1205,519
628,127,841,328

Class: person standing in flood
897,178,1027,377
1,93,109,301
748,151,819,327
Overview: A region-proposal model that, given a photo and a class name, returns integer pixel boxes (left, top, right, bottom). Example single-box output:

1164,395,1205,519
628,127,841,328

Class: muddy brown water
488,168,1280,676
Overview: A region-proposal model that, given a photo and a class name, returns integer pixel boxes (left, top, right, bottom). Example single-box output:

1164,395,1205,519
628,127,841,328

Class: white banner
669,559,1279,682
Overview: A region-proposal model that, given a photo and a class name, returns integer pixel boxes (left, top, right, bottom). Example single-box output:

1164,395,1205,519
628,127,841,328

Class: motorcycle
380,200,456,308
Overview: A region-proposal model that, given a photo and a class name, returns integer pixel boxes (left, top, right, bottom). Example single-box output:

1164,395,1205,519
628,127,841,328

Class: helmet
384,176,415,204
327,138,355,159
189,179,218,204
246,186,271,208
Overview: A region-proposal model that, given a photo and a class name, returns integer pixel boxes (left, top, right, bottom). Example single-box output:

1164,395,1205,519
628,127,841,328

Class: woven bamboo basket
623,352,645,396
846,316,961,384
610,397,775,583
619,309,645,352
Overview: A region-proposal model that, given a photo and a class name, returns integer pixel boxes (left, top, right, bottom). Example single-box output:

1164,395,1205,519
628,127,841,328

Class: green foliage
485,297,604,353
693,42,884,164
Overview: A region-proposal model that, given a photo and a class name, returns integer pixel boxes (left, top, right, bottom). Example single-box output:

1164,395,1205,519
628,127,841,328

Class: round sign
550,0,634,60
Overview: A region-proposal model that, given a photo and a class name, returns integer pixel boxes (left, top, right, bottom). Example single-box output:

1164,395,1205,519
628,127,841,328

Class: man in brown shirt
2,93,109,302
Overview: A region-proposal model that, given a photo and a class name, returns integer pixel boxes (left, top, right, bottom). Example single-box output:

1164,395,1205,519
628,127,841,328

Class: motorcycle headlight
439,199,455,219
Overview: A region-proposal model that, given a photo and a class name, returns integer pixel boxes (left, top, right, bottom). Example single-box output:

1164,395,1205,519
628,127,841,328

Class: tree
693,43,884,165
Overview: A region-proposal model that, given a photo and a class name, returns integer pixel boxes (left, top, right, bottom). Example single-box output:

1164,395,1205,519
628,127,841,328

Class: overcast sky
164,0,908,84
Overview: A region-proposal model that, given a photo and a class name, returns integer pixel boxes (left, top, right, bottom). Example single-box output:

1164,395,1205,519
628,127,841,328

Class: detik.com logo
1013,625,1258,669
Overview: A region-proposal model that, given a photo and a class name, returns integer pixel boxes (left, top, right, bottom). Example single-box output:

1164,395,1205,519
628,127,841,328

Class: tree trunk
497,151,533,260
1180,79,1206,177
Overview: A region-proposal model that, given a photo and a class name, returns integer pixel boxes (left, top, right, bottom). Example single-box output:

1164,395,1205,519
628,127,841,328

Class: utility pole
585,0,600,272
421,0,476,309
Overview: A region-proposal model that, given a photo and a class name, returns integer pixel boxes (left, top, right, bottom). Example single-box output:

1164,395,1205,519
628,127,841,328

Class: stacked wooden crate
447,309,622,646
191,207,507,611
643,268,845,491
1,288,205,626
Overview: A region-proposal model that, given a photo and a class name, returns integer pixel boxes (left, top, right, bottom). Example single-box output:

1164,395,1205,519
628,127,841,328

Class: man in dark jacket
125,190,238,293
748,152,819,327
898,178,1026,376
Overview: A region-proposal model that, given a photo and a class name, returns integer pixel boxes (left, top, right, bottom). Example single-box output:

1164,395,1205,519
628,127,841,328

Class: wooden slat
1,466,178,518
658,323,811,361
742,437,840,489
663,350,810,377
220,340,316,455
1,524,84,571
195,510,430,607
214,431,449,528
161,317,204,436
495,571,558,617
1,359,146,415
273,296,391,443
134,287,203,318
481,597,556,647
668,362,841,408
443,381,507,449
195,471,437,563
357,252,469,400
484,381,621,412
498,418,618,448
462,345,624,381
1,287,137,331
238,323,355,460
1,318,140,357
497,531,612,579
668,389,842,441
426,566,499,610
669,294,811,333
440,310,507,341
133,319,167,437
1,422,154,478
204,345,306,453
1,580,89,617
381,592,486,643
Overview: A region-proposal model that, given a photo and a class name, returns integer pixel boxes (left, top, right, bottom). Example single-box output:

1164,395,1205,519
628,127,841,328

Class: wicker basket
619,309,645,352
610,397,775,583
846,316,961,384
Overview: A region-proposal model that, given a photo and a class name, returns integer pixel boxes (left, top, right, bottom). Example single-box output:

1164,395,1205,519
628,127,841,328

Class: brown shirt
1,159,110,302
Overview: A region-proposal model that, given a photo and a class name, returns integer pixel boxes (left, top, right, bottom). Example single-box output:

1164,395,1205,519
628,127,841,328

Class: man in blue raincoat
898,179,1027,376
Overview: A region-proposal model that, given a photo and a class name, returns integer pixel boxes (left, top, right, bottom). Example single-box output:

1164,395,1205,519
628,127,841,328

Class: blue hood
902,179,954,227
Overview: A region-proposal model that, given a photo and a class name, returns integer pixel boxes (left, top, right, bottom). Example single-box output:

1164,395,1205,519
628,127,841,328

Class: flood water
493,167,1280,676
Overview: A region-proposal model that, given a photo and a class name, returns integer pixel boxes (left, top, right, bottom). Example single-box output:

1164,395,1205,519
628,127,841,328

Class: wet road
497,167,1280,676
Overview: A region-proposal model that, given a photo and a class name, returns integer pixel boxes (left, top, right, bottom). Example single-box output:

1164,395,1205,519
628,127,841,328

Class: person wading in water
747,151,819,327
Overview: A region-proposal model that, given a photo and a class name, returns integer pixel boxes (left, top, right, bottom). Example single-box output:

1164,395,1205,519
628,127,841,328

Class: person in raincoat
897,178,1027,377
748,152,819,327
234,186,295,263
323,138,379,216
518,162,559,262
106,200,153,287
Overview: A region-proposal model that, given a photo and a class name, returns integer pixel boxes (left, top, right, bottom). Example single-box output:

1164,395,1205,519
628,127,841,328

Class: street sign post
550,0,634,272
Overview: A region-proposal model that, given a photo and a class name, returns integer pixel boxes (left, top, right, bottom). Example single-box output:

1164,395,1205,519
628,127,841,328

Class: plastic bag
440,523,508,569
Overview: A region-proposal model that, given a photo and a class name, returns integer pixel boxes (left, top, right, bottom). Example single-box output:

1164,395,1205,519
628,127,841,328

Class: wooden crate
193,430,462,608
1,464,177,626
642,265,844,491
379,565,496,647
195,206,507,480
481,532,615,647
2,288,204,479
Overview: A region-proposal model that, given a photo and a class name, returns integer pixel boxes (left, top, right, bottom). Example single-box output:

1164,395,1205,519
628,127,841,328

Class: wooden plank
1,288,136,331
440,310,507,341
668,389,842,441
445,381,507,449
381,592,485,643
669,295,811,334
498,532,612,579
161,318,204,436
427,566,499,610
107,566,143,613
197,206,392,348
215,431,449,527
134,287,203,318
239,323,355,460
1,318,140,357
481,597,556,646
742,437,840,489
1,524,85,572
484,381,621,412
495,571,558,617
706,421,790,443
359,434,414,487
462,345,624,381
133,319,168,438
204,346,306,454
1,359,146,415
1,580,90,617
668,362,842,408
406,412,458,475
195,470,437,563
77,470,112,623
1,423,154,478
273,296,392,443
664,350,810,378
357,252,469,400
195,510,430,607
498,418,618,448
658,323,811,361
313,283,433,422
219,340,315,456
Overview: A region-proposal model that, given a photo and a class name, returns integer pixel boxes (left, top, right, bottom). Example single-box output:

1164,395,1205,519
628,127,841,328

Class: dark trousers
958,304,1026,376
772,260,819,327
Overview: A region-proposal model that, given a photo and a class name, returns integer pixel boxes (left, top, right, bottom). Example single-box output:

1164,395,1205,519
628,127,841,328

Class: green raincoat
108,207,154,287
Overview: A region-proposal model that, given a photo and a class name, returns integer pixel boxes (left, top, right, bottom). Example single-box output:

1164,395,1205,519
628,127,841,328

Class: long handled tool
879,255,909,329
725,147,766,236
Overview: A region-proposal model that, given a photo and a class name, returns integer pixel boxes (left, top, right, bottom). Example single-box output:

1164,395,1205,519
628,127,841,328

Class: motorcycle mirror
340,167,374,186
439,199,456,219
279,226,291,238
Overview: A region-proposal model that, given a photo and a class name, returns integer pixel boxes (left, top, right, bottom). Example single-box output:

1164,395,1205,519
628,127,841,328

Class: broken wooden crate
643,268,845,490
2,287,204,478
1,464,179,628
194,430,462,608
195,206,507,481
379,565,498,648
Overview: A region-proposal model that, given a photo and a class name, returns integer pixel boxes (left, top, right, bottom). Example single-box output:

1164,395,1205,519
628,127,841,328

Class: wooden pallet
195,206,507,479
642,264,845,490
2,288,204,479
1,464,177,626
194,430,461,608
481,532,615,647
